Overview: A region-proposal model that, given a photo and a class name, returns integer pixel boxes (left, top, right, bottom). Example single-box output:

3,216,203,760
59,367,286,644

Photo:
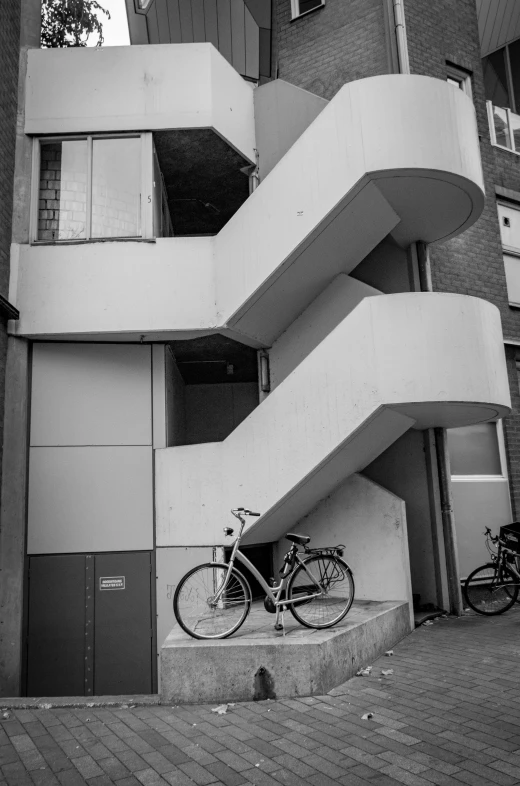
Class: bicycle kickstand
274,606,286,636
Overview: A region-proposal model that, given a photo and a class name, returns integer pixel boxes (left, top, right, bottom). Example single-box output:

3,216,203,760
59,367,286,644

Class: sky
93,0,130,47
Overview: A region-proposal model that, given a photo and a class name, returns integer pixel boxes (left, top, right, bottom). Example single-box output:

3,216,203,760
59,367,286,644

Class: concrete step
160,599,411,704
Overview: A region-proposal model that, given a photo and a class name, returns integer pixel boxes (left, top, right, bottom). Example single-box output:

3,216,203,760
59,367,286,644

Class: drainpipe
393,0,410,75
416,241,432,292
414,240,463,616
434,429,463,616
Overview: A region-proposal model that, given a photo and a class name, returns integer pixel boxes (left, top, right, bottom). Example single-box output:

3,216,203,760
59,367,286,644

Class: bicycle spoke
288,555,354,628
174,564,251,639
464,563,518,615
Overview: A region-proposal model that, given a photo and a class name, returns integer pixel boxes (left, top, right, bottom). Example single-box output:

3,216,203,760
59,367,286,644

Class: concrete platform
160,599,411,704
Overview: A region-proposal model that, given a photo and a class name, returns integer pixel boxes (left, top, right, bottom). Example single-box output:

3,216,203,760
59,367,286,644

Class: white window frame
291,0,325,21
488,100,520,156
31,132,154,244
446,64,472,99
484,39,520,154
450,420,509,484
498,200,520,306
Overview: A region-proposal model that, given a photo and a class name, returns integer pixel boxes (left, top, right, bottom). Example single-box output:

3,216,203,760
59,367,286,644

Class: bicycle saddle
286,533,311,545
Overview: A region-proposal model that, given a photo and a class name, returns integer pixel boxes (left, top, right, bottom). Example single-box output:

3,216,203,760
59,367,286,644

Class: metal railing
487,101,520,153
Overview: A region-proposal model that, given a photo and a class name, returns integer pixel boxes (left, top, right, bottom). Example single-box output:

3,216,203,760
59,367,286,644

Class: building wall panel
30,343,152,447
27,445,153,554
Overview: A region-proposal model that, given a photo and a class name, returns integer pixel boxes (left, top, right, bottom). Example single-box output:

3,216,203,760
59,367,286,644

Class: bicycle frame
496,544,520,583
234,550,323,606
212,513,331,630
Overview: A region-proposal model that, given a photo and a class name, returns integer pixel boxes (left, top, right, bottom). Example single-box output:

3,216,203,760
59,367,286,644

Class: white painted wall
13,76,485,346
215,75,484,345
155,294,511,548
11,239,216,338
269,274,380,389
156,546,213,652
254,79,328,180
274,473,413,622
25,44,255,163
363,431,442,607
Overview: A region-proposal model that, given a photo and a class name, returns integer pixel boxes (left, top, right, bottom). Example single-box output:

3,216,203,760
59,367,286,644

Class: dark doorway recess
225,543,274,600
154,129,251,236
26,552,153,697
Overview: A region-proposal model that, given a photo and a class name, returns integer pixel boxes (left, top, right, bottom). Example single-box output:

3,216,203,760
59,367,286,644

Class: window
498,201,520,306
35,135,149,243
484,38,520,153
291,0,324,20
447,423,503,477
446,64,472,99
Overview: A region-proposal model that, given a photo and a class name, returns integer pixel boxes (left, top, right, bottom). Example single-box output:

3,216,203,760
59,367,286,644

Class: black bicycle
464,523,520,615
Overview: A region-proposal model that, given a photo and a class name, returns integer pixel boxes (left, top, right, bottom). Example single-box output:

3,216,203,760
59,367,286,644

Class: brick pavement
2,608,520,786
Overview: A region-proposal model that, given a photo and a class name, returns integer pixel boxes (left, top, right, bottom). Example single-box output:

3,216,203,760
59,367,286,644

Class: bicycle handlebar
484,527,499,543
232,508,261,517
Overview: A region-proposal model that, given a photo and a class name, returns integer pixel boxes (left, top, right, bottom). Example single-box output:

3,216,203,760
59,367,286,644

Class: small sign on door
99,576,125,591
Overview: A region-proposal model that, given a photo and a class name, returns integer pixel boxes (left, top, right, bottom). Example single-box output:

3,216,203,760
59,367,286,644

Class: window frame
487,101,520,155
449,420,509,483
446,63,473,99
290,0,325,21
31,132,154,244
498,199,520,306
484,38,520,154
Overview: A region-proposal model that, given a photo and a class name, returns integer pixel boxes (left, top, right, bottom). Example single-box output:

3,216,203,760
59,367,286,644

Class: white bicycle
173,507,355,639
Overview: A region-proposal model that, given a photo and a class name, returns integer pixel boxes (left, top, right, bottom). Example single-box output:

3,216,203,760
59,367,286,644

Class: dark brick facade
273,0,520,517
272,0,390,100
404,0,520,516
0,0,21,506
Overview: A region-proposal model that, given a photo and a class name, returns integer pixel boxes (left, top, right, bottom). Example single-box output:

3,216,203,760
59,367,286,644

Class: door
26,552,153,696
94,552,153,695
26,555,86,696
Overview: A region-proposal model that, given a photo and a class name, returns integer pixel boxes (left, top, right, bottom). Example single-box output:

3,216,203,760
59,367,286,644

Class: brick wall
404,0,520,515
0,0,21,504
272,0,520,515
272,0,390,100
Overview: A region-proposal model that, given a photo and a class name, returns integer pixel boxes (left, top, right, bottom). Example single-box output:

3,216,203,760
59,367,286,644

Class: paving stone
205,760,248,785
97,758,131,781
176,761,218,785
3,610,520,786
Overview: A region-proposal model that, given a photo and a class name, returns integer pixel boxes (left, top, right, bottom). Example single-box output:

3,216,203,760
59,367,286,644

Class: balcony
487,101,520,154
11,74,486,343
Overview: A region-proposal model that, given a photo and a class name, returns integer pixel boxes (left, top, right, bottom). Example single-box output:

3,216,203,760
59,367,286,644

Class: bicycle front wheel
287,554,354,629
173,563,251,639
464,562,519,615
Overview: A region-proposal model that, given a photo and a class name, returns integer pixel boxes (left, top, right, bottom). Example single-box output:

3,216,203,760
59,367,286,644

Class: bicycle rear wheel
464,562,519,615
287,554,354,628
173,563,251,639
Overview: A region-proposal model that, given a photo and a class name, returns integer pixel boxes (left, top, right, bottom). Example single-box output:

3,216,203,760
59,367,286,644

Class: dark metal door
26,555,86,697
94,552,152,695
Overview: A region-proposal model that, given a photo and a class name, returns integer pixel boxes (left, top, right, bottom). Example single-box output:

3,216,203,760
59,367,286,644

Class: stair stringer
155,292,510,548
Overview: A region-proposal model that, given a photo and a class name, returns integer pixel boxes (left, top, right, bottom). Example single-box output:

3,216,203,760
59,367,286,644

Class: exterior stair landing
160,599,410,704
